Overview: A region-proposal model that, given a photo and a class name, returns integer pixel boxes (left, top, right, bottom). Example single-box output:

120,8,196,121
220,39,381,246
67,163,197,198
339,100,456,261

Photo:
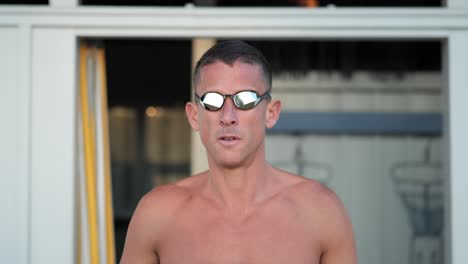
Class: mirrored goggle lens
200,93,224,111
233,91,259,110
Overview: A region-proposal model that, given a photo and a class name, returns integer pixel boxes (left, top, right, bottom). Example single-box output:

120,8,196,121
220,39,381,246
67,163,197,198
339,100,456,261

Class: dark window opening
246,40,441,78
104,39,192,261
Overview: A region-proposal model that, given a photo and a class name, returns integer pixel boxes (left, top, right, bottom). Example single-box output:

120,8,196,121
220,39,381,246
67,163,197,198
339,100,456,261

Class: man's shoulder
282,171,355,245
274,169,333,202
137,172,206,215
292,178,341,208
276,169,346,218
126,173,207,242
277,170,355,256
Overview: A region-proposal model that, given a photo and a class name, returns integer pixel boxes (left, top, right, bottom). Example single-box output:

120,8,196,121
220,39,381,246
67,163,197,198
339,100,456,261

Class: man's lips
218,135,240,141
217,135,241,146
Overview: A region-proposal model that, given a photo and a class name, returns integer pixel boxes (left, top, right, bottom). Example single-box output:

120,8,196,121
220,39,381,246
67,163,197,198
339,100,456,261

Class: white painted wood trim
0,24,30,264
446,0,468,8
50,0,79,8
30,28,77,264
0,7,468,37
18,23,32,264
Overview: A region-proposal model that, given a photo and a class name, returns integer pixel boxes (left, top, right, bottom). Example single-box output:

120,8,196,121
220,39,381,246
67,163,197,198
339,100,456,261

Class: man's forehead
201,59,260,72
194,58,270,96
198,60,263,82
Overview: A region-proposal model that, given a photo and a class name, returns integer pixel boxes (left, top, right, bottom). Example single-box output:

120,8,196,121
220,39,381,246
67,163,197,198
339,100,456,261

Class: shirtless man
120,40,357,264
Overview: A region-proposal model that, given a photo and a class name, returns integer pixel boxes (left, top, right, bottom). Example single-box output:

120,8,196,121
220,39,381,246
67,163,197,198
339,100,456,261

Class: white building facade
1,1,467,263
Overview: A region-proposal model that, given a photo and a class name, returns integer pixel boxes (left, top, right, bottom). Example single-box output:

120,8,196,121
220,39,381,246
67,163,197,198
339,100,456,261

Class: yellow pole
97,47,117,264
79,43,101,264
76,175,81,264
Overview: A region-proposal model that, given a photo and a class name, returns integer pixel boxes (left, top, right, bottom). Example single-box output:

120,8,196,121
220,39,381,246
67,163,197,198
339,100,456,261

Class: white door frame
0,6,467,264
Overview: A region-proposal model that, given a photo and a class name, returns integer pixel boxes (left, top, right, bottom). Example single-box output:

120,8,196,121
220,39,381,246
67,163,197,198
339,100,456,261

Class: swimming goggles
195,90,271,111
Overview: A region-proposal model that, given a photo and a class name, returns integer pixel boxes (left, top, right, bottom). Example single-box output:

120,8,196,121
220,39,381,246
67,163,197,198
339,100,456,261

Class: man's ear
265,99,281,129
185,102,200,131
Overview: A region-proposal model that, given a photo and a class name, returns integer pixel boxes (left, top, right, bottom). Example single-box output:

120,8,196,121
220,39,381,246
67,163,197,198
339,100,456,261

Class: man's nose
219,97,238,127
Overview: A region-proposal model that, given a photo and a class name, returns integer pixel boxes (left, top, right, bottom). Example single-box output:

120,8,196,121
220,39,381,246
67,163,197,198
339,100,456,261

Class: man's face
186,60,280,169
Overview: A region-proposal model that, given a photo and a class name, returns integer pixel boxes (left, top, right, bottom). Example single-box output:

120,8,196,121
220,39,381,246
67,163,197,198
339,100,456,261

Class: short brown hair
193,40,272,92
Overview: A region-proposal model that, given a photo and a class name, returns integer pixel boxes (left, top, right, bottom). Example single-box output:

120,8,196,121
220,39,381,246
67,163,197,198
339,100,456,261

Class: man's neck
204,158,274,217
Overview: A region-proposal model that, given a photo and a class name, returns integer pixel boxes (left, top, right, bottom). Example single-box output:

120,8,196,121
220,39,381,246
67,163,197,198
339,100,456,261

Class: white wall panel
0,26,28,264
30,28,77,264
446,0,468,8
50,0,78,7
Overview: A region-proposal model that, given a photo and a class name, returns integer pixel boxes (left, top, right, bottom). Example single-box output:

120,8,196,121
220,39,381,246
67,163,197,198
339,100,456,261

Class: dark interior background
105,39,192,108
105,39,440,108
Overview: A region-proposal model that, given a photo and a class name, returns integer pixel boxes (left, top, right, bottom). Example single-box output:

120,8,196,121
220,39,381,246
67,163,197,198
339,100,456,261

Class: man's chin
217,159,243,169
213,155,246,169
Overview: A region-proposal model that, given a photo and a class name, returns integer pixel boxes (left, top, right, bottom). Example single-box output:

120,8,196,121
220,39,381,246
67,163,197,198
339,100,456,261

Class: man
120,40,357,264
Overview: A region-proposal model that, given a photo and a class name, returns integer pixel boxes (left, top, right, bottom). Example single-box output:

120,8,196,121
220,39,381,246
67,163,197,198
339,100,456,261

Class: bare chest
157,207,321,264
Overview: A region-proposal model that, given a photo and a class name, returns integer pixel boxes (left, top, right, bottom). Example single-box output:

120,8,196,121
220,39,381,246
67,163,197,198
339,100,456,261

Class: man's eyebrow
202,87,259,94
195,88,219,95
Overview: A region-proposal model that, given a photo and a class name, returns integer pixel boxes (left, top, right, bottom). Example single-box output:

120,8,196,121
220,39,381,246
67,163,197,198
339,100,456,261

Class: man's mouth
218,136,240,141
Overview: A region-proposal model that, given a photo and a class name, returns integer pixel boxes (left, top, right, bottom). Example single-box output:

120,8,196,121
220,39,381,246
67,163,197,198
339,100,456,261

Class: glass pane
105,39,192,260
260,40,444,264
